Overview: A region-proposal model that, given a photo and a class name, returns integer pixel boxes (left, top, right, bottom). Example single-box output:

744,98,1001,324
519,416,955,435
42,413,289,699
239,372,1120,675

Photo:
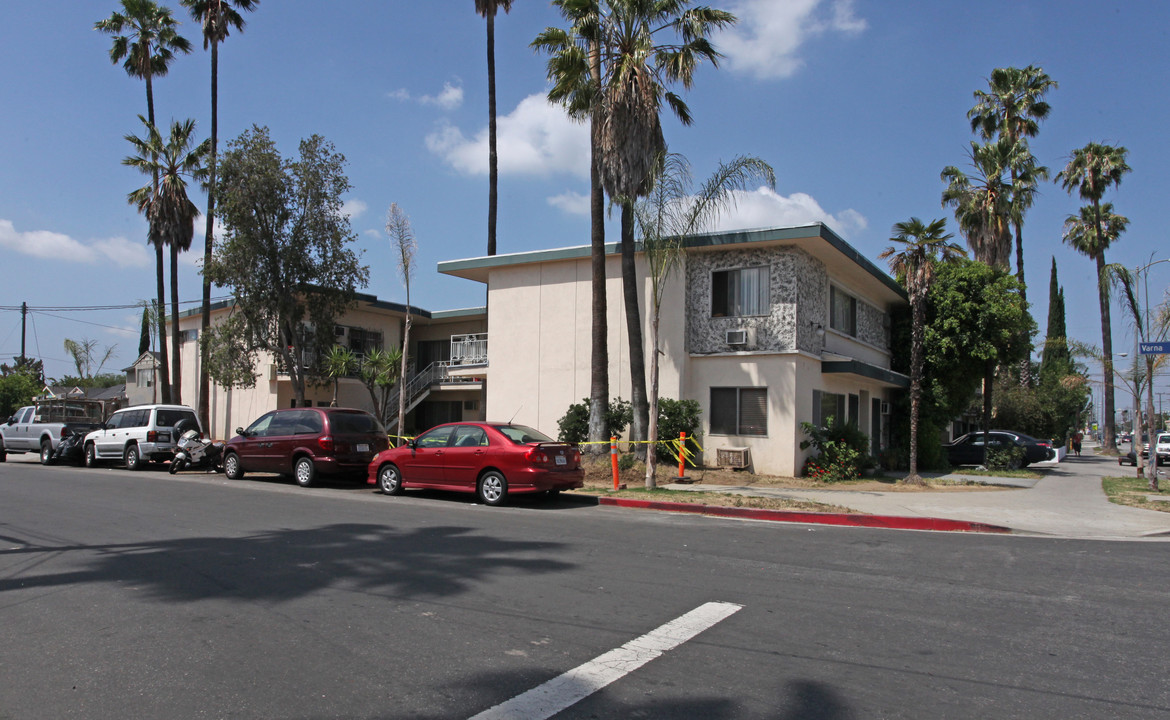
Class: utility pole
20,301,27,363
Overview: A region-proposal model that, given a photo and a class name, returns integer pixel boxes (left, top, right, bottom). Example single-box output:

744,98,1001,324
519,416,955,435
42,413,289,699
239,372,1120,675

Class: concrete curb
575,494,1013,534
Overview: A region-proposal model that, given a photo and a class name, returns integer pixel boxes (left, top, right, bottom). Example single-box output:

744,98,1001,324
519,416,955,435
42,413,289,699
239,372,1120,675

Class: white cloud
547,191,590,216
390,81,464,110
701,187,867,238
721,0,867,80
426,93,589,178
342,199,368,219
0,219,152,267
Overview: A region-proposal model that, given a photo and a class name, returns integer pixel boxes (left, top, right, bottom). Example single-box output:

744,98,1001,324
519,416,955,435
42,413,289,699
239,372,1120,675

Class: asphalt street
2,458,1169,719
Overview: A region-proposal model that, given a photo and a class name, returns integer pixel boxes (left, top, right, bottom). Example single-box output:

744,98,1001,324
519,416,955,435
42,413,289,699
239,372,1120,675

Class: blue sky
1,0,1167,411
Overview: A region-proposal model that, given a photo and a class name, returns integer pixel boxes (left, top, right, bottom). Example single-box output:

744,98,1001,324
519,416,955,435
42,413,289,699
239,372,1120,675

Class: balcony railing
450,333,488,367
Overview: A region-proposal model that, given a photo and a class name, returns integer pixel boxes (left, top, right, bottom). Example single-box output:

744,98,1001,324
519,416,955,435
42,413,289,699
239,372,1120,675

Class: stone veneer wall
686,247,825,354
686,246,889,355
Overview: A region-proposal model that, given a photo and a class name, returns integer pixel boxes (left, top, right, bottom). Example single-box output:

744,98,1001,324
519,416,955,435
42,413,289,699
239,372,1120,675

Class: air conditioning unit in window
726,327,757,348
881,401,891,415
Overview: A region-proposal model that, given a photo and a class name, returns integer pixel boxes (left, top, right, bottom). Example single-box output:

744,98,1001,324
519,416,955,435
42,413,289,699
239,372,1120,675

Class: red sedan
367,422,583,506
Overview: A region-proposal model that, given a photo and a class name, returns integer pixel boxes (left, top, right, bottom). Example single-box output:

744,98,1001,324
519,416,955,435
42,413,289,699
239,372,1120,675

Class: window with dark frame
710,387,767,436
829,286,857,336
711,266,769,317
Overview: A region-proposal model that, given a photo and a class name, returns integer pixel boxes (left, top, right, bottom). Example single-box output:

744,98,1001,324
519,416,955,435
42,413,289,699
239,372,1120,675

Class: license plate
555,455,566,466
357,443,370,453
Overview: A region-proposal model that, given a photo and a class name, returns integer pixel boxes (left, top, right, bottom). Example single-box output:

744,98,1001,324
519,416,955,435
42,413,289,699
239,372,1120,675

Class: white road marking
469,601,743,720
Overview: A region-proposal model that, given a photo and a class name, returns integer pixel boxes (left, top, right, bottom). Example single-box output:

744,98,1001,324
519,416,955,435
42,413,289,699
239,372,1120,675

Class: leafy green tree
534,0,610,455
179,0,260,432
96,0,191,403
880,218,966,483
1057,142,1130,449
0,367,42,418
475,0,513,257
203,126,368,405
634,152,774,487
124,116,210,404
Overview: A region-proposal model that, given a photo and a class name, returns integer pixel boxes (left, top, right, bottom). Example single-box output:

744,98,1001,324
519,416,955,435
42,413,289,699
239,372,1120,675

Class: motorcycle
169,428,225,474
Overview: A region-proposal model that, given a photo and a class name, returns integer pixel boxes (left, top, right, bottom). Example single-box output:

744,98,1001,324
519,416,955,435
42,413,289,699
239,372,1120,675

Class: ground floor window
812,389,846,428
710,387,767,436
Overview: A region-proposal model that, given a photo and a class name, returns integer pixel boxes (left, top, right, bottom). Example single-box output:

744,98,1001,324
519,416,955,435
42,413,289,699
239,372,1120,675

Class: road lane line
469,601,743,720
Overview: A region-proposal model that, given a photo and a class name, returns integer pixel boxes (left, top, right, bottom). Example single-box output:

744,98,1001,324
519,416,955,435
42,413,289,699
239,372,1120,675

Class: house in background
438,223,909,477
124,351,161,407
170,295,487,440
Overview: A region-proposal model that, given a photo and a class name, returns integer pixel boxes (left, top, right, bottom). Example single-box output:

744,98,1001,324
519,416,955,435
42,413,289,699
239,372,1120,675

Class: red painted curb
593,496,1013,534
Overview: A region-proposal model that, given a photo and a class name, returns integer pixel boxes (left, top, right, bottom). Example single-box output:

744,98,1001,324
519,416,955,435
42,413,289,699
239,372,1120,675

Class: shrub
985,445,1026,471
655,398,703,462
556,397,632,445
799,416,871,482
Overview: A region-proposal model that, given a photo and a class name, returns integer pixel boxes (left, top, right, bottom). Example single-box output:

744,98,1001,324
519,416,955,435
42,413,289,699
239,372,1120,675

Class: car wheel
40,439,54,466
124,444,142,471
224,452,244,480
546,489,561,499
85,443,98,468
478,470,507,506
378,463,403,495
294,457,316,488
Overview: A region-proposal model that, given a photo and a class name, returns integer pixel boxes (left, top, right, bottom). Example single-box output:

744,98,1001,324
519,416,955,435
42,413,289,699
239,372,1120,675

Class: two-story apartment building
438,223,908,477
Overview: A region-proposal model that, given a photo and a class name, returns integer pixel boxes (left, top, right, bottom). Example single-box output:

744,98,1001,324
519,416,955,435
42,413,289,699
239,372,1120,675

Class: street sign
1139,341,1170,355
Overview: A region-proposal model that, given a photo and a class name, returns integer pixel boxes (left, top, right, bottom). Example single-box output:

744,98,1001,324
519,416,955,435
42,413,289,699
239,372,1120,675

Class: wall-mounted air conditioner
726,327,757,348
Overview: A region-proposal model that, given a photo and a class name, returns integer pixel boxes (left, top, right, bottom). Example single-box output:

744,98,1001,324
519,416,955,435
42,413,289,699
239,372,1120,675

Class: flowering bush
799,416,870,482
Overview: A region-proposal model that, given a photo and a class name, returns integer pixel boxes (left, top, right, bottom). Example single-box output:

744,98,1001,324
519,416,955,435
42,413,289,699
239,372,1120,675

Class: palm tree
535,1,611,454
124,117,210,404
968,66,1057,295
578,0,737,455
635,153,774,488
323,344,356,407
475,0,514,257
1057,142,1131,450
96,0,192,403
880,218,966,483
941,139,1019,270
1062,201,1129,451
180,0,259,428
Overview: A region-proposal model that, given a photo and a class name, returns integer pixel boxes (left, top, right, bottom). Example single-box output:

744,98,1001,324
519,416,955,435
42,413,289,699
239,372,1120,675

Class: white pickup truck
0,398,105,464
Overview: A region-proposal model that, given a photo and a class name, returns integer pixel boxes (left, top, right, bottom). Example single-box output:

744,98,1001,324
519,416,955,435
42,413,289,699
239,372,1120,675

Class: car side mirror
5,417,14,425
235,427,246,437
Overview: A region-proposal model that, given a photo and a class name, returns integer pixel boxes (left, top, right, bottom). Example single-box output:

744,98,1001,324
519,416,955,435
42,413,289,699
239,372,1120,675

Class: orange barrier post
611,436,620,490
678,431,687,479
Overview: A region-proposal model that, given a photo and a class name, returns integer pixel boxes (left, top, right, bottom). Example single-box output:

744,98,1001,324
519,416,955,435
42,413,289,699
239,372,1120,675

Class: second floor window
712,266,769,317
830,286,857,336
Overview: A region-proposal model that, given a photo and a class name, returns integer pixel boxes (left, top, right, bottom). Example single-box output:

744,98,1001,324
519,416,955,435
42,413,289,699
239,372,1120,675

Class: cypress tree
1039,257,1072,384
138,305,152,357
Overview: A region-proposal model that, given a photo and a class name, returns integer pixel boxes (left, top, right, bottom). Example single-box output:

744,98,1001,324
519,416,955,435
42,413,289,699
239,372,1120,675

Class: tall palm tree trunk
907,295,926,483
1095,249,1117,450
620,202,648,456
586,39,608,454
1013,218,1031,386
146,73,172,404
199,38,219,432
170,245,182,404
485,10,499,257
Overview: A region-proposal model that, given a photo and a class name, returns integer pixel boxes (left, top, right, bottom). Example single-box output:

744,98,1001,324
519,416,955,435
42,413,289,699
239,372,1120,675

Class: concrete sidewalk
657,452,1170,540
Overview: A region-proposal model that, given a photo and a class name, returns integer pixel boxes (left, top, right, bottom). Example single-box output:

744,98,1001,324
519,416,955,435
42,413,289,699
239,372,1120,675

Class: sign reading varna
1139,341,1170,354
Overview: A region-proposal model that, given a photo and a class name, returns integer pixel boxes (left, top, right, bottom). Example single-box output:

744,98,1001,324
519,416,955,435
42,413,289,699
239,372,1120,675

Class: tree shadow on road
0,522,574,603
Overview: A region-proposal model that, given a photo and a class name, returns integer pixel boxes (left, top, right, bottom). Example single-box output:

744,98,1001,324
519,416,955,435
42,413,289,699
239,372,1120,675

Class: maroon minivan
223,407,389,487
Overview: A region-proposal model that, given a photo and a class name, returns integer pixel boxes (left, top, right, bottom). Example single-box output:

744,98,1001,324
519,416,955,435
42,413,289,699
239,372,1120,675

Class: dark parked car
223,407,389,487
944,430,1054,469
368,422,584,506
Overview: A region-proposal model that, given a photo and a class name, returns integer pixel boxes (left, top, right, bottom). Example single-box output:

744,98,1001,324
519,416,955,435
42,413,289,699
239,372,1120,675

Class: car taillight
571,449,581,466
526,449,549,464
318,435,334,452
147,431,159,443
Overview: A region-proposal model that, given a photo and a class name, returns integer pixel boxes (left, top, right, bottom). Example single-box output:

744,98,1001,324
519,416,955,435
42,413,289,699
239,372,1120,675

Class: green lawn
1102,474,1170,513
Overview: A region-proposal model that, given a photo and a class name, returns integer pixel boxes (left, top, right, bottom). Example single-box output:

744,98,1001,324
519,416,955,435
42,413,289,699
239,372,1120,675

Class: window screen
710,387,767,436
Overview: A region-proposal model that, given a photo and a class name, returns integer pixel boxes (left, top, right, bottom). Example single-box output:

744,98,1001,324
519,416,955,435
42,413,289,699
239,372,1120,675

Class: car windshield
494,425,556,445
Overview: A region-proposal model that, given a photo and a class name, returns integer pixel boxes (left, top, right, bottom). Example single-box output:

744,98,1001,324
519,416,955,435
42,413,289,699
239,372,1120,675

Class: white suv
84,404,201,470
